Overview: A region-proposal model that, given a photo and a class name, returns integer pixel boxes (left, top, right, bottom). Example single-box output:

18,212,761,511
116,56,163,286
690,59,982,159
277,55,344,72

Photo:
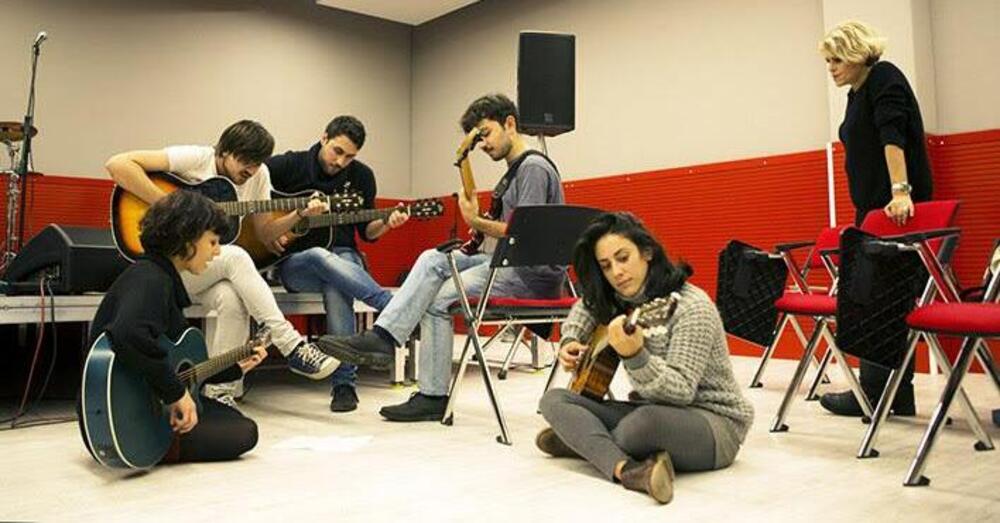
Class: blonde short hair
819,20,886,65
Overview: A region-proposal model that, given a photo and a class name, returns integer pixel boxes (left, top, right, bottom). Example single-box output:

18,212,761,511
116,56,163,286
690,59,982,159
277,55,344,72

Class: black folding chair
438,204,602,444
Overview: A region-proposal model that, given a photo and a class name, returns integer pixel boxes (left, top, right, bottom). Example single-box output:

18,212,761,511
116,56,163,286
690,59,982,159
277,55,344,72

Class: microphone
33,31,48,48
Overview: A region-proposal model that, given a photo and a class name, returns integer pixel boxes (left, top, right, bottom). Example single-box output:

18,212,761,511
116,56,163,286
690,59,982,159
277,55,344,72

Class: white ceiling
316,0,480,26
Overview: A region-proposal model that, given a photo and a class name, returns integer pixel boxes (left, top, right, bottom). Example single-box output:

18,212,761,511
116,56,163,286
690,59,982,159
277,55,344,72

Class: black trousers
78,396,258,466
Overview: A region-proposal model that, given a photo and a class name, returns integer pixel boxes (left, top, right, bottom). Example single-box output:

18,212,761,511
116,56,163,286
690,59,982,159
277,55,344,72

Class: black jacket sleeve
358,171,379,243
105,282,187,404
869,63,911,148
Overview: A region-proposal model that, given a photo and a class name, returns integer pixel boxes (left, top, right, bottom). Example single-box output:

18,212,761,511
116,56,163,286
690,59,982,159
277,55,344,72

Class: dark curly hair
139,190,229,260
325,115,366,149
573,212,692,324
216,120,274,165
460,93,519,133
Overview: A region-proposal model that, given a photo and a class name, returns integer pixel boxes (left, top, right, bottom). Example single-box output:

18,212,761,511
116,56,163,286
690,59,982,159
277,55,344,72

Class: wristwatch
891,181,913,195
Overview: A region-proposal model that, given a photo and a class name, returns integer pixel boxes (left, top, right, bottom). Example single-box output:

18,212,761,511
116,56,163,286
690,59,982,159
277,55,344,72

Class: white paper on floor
273,435,373,453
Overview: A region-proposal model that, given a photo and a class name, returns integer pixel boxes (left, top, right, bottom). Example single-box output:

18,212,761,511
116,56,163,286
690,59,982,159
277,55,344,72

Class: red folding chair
770,200,961,434
439,204,602,444
748,226,844,391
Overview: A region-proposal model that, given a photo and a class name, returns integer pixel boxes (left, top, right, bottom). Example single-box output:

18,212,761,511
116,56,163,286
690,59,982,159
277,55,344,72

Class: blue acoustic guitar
80,327,270,470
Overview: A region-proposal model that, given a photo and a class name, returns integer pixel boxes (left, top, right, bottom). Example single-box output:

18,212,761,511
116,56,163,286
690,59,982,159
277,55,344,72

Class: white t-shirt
164,145,272,202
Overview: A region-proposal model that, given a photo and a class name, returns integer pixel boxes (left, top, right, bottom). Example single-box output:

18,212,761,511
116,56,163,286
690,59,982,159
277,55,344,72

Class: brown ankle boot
535,427,580,458
619,452,675,504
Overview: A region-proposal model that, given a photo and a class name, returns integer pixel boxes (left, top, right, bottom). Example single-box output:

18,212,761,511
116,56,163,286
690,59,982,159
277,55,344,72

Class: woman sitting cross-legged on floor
537,212,754,504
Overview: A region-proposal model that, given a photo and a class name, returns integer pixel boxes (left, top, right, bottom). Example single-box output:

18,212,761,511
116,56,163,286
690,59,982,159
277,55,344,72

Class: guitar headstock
455,127,483,164
329,191,363,213
409,198,445,219
629,292,682,329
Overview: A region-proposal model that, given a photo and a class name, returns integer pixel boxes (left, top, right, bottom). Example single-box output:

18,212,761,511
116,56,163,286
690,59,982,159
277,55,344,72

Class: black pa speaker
2,224,129,295
517,31,575,137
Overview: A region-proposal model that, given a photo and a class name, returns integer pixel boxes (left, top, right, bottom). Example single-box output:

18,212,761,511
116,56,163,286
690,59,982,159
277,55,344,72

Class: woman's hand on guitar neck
169,390,198,434
238,343,269,374
608,315,644,358
559,341,586,371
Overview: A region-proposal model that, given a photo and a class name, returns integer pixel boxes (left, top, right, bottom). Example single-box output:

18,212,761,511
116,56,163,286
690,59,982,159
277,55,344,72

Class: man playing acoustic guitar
105,120,341,409
318,94,565,422
267,116,409,413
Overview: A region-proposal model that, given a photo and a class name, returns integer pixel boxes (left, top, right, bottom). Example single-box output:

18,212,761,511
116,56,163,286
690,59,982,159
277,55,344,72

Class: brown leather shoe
535,427,580,459
619,452,675,504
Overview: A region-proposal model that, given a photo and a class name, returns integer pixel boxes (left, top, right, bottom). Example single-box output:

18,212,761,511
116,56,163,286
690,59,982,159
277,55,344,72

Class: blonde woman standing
818,20,933,417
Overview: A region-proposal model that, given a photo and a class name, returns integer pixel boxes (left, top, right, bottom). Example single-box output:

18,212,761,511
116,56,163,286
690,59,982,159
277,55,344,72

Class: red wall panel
4,130,998,373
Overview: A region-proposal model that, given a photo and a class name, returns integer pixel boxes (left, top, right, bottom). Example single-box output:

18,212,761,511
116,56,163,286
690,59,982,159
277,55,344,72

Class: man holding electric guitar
318,94,566,422
105,120,342,409
266,116,411,413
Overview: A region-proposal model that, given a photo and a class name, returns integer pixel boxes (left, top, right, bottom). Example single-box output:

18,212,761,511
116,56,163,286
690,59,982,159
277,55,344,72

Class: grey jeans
539,388,721,480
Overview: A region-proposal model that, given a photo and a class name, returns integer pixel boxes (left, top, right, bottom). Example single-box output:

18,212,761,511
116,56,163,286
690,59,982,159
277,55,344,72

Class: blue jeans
279,246,394,388
375,248,563,396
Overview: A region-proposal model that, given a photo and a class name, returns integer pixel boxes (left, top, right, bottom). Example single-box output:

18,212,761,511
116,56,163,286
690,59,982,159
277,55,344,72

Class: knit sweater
561,283,755,448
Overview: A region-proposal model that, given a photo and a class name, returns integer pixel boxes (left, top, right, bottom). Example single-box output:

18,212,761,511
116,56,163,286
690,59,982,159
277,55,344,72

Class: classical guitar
569,293,681,401
110,171,358,262
238,196,446,271
80,327,270,470
453,128,493,255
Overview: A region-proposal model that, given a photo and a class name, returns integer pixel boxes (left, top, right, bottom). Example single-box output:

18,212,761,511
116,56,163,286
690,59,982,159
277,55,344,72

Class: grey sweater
561,283,754,465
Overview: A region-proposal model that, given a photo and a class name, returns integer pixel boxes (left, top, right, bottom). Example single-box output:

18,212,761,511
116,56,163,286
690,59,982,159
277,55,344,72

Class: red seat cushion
774,293,837,316
465,296,579,309
906,303,1000,337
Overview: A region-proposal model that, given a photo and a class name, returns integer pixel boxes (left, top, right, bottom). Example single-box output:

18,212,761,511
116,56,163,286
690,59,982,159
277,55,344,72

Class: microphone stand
2,37,43,271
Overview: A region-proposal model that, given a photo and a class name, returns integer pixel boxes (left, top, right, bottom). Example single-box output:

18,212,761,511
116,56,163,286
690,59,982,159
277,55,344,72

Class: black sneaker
379,392,448,422
317,331,394,370
330,384,359,413
819,386,916,417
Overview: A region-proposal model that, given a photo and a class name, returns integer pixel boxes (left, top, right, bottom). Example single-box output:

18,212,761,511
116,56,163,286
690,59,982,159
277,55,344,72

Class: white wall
930,0,1000,133
0,0,413,196
411,0,830,196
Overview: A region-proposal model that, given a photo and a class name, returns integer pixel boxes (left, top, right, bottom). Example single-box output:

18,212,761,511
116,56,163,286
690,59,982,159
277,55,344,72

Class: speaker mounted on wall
517,31,575,137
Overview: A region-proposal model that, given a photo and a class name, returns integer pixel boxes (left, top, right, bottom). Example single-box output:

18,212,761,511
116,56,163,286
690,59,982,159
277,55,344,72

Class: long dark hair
139,190,229,261
572,212,692,323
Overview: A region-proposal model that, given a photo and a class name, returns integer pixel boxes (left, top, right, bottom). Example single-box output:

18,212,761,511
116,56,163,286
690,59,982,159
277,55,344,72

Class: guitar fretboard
184,338,263,384
216,197,316,216
303,205,409,228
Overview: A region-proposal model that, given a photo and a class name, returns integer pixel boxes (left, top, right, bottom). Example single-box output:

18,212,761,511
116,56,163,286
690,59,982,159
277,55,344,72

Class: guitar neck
216,196,314,216
458,158,477,200
188,340,259,384
303,206,401,229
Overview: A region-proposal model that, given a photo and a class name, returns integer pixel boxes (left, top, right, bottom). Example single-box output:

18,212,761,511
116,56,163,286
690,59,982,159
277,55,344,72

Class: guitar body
81,328,208,470
111,172,241,262
568,325,622,401
236,188,333,271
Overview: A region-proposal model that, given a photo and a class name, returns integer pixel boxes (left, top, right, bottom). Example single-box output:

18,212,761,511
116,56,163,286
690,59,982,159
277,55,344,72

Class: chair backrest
491,205,603,268
805,226,846,270
859,199,960,260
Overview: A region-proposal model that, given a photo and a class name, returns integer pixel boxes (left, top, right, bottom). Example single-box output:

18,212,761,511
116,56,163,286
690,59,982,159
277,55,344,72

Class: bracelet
891,181,912,195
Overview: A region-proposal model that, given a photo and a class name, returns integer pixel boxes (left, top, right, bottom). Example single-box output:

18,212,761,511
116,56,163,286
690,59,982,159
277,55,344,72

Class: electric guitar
110,171,359,262
238,196,446,271
454,128,493,255
569,293,681,401
80,327,270,470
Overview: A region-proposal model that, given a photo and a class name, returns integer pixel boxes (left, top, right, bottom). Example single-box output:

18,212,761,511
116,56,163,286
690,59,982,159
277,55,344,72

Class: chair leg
770,318,826,432
974,339,1000,393
749,313,788,388
498,326,527,380
442,336,475,426
857,332,919,459
805,344,833,401
470,332,512,445
905,337,982,486
829,344,873,419
925,335,994,451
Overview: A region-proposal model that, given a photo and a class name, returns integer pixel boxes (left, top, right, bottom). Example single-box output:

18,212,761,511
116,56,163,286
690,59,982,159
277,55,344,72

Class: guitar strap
485,150,559,220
